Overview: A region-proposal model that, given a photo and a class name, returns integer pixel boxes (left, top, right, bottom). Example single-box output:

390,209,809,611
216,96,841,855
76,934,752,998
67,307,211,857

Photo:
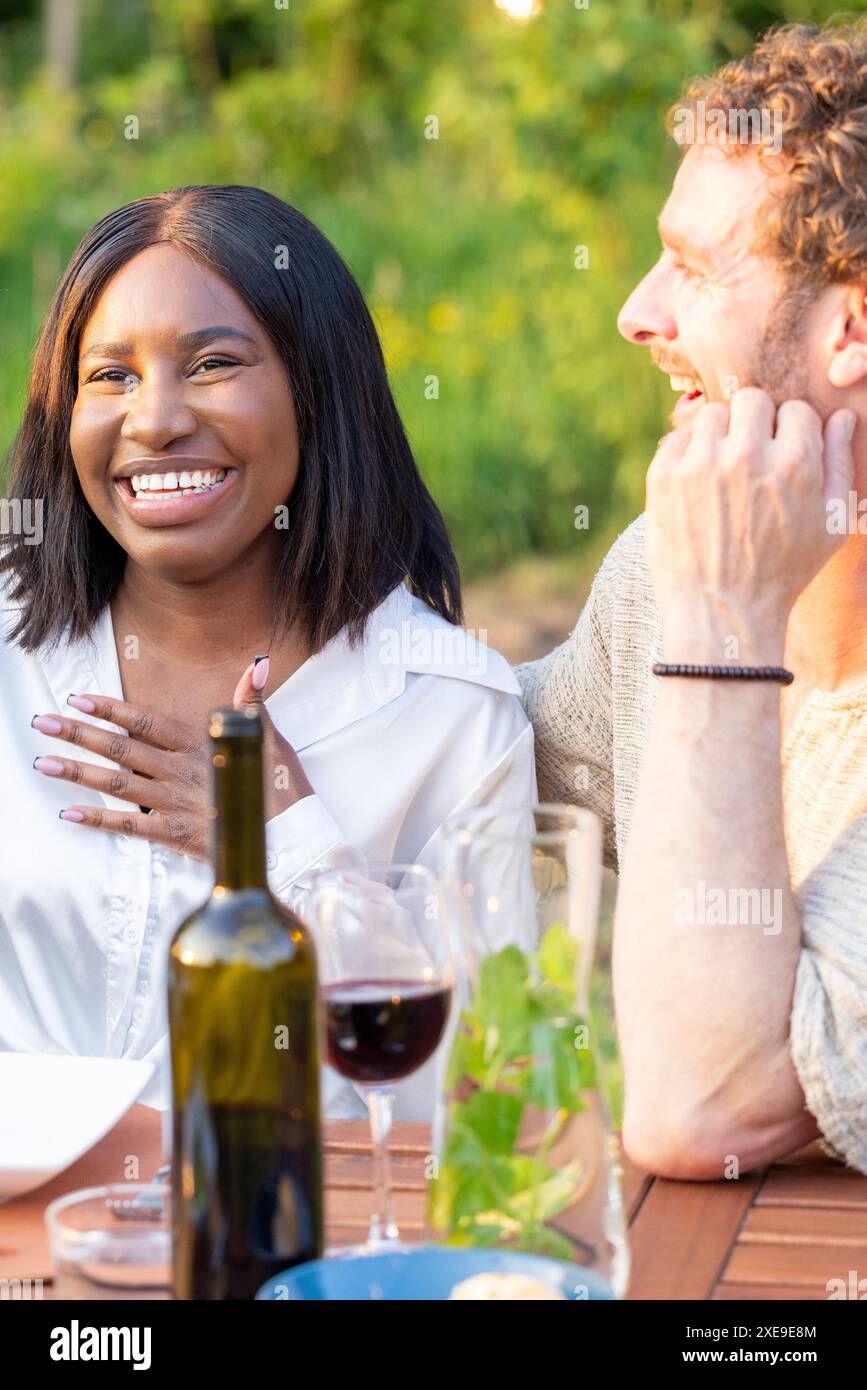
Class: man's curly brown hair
668,20,867,290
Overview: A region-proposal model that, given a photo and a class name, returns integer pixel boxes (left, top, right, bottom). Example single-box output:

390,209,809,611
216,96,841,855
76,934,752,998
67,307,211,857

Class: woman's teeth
129,468,227,497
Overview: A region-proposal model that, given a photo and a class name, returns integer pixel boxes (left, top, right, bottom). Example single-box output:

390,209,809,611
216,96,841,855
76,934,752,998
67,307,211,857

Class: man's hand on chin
647,388,855,663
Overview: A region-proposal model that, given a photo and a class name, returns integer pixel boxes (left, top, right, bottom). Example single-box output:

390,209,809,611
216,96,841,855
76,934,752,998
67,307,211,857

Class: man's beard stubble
747,278,815,409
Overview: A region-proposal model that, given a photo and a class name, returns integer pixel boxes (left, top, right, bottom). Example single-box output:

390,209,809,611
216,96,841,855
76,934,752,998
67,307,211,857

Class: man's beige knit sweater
516,514,867,1174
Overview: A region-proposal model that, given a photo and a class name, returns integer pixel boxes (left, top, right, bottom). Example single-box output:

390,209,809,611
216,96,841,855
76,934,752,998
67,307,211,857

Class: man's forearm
614,671,818,1178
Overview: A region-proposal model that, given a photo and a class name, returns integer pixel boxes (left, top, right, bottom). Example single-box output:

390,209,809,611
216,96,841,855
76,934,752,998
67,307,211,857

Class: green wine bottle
168,706,323,1300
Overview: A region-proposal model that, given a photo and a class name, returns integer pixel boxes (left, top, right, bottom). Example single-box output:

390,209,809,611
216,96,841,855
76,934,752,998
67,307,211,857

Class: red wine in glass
324,979,452,1086
310,863,455,1251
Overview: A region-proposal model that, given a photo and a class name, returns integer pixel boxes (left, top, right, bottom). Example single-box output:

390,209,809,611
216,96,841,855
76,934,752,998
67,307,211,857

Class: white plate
0,1054,154,1200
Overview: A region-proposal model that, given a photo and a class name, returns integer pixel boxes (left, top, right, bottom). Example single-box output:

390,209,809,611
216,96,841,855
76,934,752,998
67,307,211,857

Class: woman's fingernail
31,715,63,735
33,756,65,776
252,656,270,691
67,694,96,713
59,809,86,822
844,411,858,441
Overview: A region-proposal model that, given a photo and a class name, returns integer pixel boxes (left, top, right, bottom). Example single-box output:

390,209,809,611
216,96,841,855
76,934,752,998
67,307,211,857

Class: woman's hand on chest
29,658,312,861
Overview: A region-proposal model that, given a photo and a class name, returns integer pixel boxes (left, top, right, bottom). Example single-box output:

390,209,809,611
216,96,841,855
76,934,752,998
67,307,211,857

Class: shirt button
123,927,139,944
266,852,278,871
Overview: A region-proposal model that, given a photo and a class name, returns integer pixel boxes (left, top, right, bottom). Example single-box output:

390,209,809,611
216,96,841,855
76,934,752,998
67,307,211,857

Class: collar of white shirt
21,579,519,796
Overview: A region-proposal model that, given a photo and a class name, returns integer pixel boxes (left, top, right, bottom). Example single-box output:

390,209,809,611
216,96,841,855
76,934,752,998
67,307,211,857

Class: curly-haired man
519,21,867,1179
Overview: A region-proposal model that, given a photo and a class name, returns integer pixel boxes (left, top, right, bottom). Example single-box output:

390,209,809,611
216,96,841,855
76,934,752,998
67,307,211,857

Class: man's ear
827,284,867,389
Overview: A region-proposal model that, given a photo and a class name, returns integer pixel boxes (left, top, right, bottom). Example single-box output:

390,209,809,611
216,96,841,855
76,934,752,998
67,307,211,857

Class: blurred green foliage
0,0,858,573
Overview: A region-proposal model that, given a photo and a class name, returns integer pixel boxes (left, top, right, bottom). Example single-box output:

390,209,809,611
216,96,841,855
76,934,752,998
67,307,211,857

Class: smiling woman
0,185,536,1117
8,185,461,653
66,237,306,620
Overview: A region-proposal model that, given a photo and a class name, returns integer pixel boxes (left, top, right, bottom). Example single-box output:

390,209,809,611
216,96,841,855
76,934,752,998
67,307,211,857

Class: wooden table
3,1106,865,1299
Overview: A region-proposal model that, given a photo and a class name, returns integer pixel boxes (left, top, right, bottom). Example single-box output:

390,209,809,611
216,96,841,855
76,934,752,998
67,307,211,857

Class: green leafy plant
430,922,596,1261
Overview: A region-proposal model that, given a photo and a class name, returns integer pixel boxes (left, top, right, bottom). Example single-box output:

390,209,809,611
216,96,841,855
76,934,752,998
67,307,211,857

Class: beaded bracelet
652,662,794,685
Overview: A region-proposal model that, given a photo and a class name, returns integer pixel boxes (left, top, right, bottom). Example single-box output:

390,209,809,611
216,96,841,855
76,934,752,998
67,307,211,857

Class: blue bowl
255,1246,615,1301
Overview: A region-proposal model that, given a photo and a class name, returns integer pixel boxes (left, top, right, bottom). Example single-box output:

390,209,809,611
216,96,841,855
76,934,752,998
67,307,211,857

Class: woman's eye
191,356,238,374
84,356,239,385
675,261,700,281
87,368,135,384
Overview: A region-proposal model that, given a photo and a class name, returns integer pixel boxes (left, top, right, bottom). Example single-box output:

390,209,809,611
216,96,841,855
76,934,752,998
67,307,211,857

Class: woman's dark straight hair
0,184,463,653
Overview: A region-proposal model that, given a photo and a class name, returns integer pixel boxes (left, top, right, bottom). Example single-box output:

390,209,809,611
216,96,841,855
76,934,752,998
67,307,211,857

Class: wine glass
308,863,455,1254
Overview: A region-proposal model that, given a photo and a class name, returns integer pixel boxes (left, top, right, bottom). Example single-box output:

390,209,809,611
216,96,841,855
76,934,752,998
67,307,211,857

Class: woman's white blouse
0,580,535,1119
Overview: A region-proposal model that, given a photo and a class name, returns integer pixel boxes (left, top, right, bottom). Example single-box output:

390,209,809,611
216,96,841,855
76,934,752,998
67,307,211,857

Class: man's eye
674,261,700,281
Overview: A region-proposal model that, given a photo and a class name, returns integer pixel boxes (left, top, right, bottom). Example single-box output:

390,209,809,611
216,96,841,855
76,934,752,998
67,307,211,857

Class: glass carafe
429,804,629,1299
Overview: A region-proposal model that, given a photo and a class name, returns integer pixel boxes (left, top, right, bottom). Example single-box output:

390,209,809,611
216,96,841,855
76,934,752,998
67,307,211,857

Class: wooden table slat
324,1120,431,1156
755,1165,867,1209
324,1152,428,1190
739,1204,867,1246
625,1171,762,1301
721,1238,859,1288
327,1187,425,1232
712,1282,834,1301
